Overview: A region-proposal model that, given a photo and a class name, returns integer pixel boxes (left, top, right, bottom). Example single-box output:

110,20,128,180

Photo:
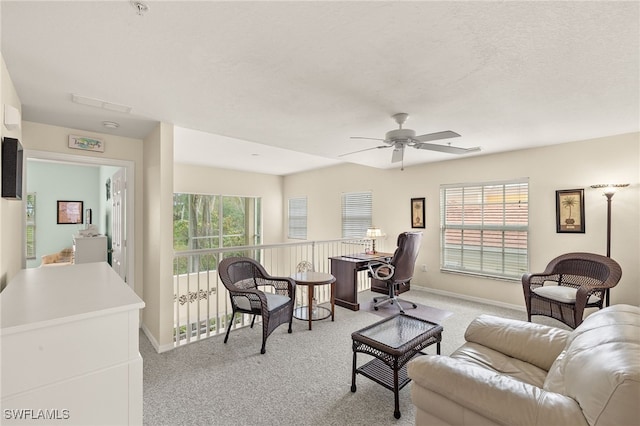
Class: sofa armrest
464,315,570,371
408,355,588,426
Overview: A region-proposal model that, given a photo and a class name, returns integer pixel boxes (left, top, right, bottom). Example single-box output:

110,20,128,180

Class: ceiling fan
341,113,480,169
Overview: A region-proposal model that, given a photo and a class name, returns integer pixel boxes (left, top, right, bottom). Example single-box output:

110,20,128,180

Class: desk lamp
366,227,383,253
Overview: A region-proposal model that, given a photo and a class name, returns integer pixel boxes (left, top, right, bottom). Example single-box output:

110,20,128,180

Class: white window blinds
288,197,307,239
342,191,372,238
440,179,529,280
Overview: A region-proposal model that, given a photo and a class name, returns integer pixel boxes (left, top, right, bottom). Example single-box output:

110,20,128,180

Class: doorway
24,149,135,289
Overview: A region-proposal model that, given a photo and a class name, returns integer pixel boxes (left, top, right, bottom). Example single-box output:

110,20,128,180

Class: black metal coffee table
351,313,443,419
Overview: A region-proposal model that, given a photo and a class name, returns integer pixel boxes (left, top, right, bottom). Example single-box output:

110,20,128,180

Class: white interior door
111,168,126,282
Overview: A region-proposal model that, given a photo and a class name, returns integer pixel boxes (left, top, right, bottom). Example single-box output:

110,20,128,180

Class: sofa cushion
544,304,640,426
464,314,570,371
451,342,548,388
408,355,588,426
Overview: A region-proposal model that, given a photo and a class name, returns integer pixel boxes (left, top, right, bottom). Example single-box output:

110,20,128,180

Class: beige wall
173,163,284,244
283,133,640,308
0,56,23,289
142,123,175,351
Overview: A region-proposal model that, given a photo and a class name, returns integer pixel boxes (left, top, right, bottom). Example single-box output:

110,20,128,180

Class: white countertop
0,262,144,335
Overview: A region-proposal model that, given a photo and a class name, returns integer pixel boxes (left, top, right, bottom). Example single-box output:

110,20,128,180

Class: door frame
24,149,136,290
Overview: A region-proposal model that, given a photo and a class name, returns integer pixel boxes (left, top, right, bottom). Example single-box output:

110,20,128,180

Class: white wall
283,132,640,308
0,55,23,289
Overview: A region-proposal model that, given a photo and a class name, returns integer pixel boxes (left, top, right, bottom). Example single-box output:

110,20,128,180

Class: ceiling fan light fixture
343,112,476,163
385,128,416,141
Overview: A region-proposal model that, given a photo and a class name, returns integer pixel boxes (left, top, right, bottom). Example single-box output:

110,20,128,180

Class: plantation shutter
440,179,529,279
342,191,372,238
288,197,307,239
26,193,36,259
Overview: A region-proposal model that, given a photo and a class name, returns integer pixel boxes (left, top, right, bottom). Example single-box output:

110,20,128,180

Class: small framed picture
411,198,425,228
69,134,104,152
57,200,84,224
556,189,585,233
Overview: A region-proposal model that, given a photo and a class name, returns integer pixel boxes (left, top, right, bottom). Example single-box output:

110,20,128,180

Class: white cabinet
73,235,108,264
0,263,145,425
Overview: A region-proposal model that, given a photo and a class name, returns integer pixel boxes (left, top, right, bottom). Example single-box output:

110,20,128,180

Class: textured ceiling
2,1,638,175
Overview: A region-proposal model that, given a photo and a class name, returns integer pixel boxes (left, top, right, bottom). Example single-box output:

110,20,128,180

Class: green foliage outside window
173,193,262,274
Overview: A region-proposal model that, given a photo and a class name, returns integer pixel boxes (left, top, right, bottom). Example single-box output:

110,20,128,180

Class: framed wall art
411,197,425,228
57,200,84,224
556,189,585,233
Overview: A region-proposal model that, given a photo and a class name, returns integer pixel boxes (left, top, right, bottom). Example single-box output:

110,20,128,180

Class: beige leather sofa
407,304,640,426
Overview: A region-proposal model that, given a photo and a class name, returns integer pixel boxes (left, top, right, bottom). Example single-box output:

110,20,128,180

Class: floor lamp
590,183,629,306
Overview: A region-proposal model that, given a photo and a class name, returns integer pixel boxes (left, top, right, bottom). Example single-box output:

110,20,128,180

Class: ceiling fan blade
350,136,387,142
339,145,390,157
414,142,481,155
391,145,404,163
414,130,461,142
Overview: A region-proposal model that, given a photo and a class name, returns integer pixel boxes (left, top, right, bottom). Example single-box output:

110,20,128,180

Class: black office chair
368,231,422,314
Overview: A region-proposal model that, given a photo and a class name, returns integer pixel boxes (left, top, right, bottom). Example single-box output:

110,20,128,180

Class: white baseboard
412,286,526,312
141,323,174,353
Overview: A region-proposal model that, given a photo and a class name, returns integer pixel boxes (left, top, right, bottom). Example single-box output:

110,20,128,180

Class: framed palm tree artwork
411,197,425,228
556,189,585,233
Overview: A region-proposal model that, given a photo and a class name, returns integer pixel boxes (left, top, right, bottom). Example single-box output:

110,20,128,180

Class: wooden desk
330,253,394,311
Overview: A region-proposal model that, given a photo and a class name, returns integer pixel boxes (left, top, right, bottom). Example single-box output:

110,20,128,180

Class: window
173,193,262,274
288,197,307,239
440,179,529,280
26,193,36,259
173,193,262,251
342,191,372,238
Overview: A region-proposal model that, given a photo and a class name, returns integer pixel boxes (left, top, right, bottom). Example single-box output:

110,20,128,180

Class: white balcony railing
173,238,373,347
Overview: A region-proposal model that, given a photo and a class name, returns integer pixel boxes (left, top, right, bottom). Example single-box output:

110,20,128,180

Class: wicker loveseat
407,304,640,426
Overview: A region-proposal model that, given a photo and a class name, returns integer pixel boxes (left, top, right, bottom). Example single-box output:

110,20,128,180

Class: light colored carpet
360,295,454,324
141,290,536,425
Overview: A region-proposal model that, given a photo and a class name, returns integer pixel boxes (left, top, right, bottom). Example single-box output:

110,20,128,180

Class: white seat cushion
533,285,601,304
265,293,290,311
235,292,290,311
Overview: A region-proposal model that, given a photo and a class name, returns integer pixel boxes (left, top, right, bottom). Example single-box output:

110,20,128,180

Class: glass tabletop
290,271,335,284
356,315,439,349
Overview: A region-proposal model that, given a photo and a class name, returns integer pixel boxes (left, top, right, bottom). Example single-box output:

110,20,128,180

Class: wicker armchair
522,252,622,329
218,257,296,354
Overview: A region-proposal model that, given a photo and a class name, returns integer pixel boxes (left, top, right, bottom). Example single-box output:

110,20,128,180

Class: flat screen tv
2,137,23,200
